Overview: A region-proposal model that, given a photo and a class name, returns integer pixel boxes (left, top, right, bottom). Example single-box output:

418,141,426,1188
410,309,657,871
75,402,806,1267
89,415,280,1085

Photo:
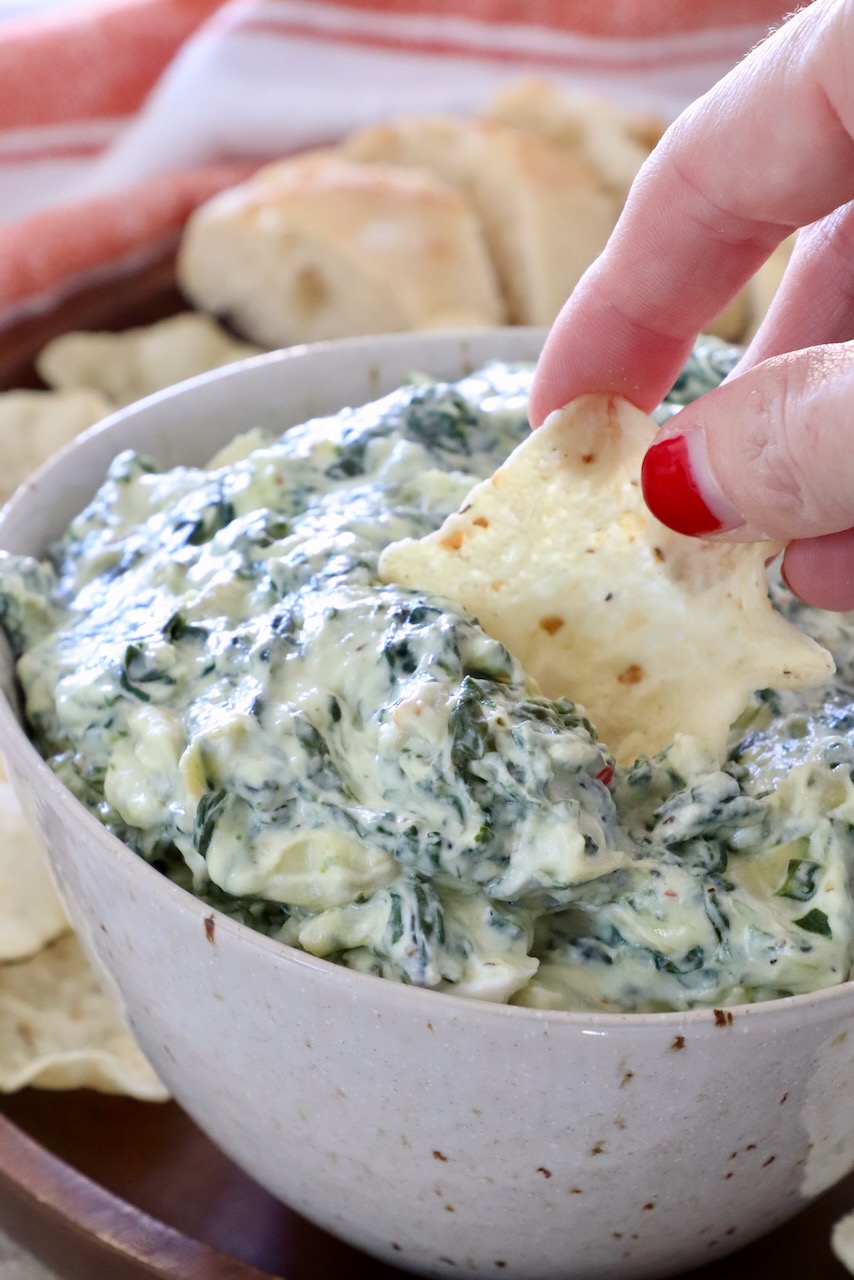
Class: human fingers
640,344,854,551
737,202,854,371
782,530,854,611
530,0,854,427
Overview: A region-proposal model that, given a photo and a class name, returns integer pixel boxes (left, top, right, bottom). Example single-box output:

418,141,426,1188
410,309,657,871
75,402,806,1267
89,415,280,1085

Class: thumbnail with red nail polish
641,434,724,537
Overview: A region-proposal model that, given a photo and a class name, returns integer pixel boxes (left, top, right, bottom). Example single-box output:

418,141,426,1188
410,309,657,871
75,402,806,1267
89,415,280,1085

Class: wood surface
0,1091,406,1280
0,250,183,392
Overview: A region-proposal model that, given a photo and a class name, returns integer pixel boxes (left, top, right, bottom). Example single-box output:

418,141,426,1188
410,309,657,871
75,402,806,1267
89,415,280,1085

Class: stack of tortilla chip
0,756,167,1099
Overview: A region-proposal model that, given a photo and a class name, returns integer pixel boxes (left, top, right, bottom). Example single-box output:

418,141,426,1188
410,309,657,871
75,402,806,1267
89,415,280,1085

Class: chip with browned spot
379,394,833,762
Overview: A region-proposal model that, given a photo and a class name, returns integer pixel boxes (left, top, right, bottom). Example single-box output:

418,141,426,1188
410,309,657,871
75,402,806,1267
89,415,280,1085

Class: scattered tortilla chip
834,1212,854,1274
0,388,112,503
0,760,167,1099
36,312,261,408
379,394,833,763
0,754,67,961
0,931,168,1099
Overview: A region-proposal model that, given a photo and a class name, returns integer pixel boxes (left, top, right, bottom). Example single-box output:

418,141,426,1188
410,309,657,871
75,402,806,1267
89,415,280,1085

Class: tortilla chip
0,754,67,961
0,760,167,1098
0,931,168,1099
36,312,261,408
0,389,112,503
834,1212,854,1274
379,394,833,763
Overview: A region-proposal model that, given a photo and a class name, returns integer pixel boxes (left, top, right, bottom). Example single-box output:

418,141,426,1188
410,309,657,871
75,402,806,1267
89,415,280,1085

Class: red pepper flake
472,516,490,528
537,1167,552,1178
581,452,597,464
203,914,215,944
671,1035,685,1051
441,530,464,551
433,1150,448,1162
713,1009,734,1027
595,765,614,787
539,615,565,635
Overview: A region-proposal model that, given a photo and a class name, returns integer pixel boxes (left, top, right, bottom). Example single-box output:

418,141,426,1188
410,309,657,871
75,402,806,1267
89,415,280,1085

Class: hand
530,0,854,610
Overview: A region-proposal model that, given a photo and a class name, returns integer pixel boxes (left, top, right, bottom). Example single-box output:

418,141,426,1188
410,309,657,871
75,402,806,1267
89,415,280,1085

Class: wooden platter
0,259,852,1280
0,248,184,392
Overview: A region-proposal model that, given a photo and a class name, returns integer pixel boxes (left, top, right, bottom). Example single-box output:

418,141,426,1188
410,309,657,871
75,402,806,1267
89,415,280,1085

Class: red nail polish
641,434,726,537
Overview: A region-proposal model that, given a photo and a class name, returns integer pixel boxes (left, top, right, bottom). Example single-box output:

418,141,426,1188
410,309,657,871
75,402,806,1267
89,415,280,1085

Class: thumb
641,343,854,544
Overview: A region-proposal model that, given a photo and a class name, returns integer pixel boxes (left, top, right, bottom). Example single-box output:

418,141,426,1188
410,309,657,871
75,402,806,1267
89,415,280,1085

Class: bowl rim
2,327,854,1034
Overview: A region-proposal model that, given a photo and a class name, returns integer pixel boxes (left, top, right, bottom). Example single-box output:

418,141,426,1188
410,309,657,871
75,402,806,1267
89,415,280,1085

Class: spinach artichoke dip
2,340,853,1014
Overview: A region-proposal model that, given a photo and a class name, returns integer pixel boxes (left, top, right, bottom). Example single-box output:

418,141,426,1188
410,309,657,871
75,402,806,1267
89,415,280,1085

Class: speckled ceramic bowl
2,330,854,1280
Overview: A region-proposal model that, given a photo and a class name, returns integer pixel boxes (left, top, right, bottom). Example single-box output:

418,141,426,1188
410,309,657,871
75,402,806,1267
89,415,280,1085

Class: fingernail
641,432,743,537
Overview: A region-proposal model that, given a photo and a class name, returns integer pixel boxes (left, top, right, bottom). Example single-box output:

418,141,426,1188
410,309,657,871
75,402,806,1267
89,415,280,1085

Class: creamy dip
2,341,854,1012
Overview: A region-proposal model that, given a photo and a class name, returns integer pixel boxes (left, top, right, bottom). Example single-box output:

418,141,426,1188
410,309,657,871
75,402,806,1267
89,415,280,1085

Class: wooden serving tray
0,256,851,1280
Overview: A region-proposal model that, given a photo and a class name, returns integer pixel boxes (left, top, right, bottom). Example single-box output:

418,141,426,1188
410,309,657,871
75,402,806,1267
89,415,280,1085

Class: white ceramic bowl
2,330,854,1280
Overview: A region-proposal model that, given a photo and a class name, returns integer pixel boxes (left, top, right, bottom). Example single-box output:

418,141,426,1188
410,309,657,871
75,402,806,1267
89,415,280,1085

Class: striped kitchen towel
0,0,795,333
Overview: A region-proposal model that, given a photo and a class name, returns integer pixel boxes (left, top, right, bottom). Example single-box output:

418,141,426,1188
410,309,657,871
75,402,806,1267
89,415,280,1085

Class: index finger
529,0,854,424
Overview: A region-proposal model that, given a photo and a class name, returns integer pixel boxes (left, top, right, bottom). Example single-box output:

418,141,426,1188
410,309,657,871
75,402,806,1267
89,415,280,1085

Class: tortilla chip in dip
380,394,833,763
